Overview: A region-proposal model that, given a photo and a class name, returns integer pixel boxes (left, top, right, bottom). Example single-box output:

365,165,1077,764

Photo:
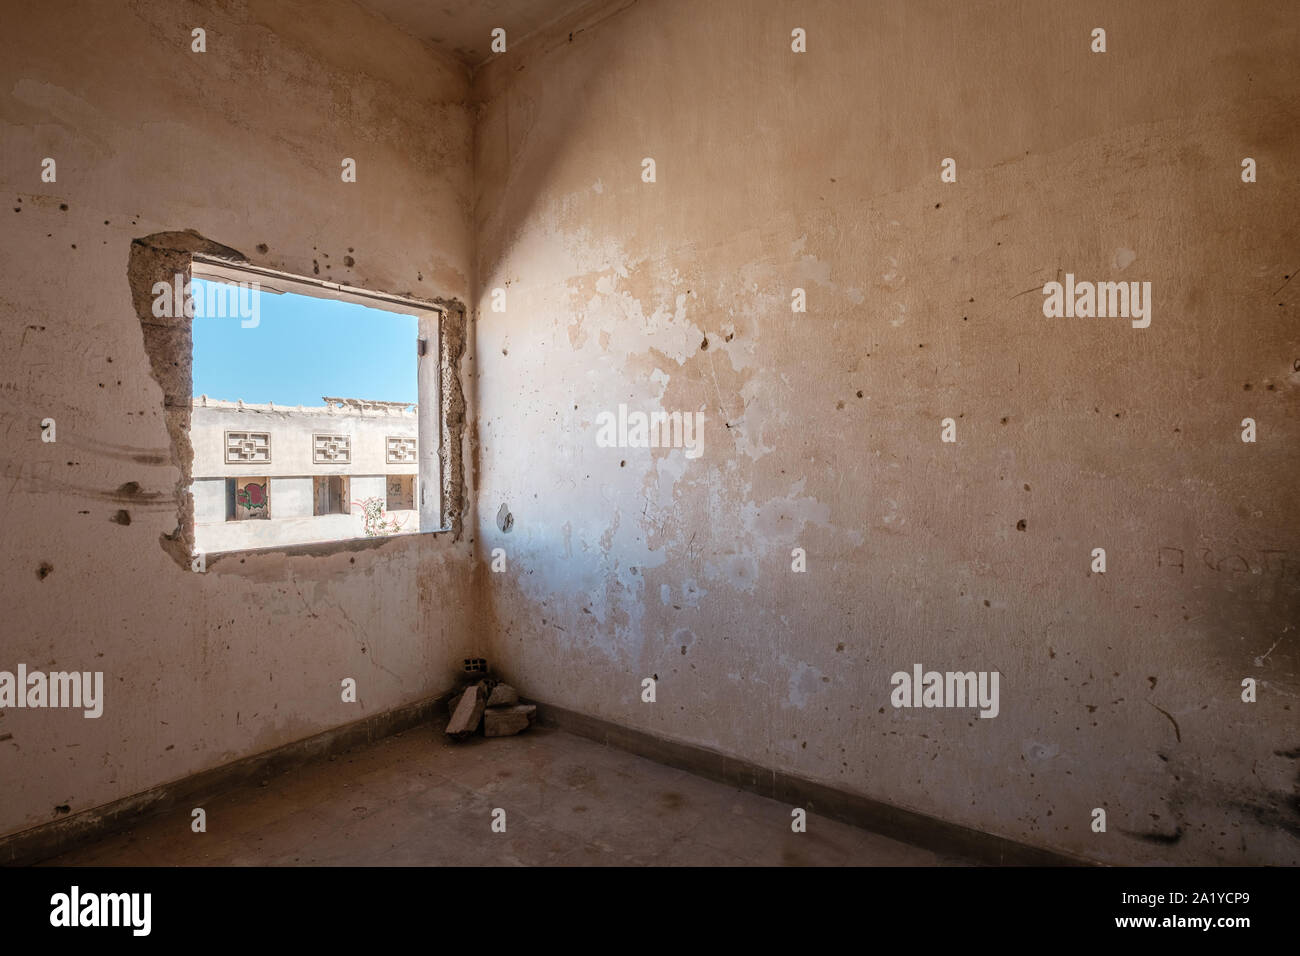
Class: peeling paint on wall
470,0,1300,865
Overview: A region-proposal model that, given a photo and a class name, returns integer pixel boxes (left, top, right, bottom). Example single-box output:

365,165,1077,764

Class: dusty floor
45,724,966,866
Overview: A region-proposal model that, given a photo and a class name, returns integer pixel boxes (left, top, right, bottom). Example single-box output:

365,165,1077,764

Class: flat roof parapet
191,395,417,417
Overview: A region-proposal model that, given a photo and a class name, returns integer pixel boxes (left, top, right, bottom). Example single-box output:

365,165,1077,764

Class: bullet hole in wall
111,510,131,525
256,243,269,254
497,503,514,533
1016,519,1027,531
37,562,54,580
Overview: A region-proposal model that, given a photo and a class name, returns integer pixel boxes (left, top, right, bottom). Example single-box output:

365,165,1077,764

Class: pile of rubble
445,676,536,739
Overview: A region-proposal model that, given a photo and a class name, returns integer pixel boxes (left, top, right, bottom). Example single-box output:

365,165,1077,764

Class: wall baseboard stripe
0,692,449,867
530,700,1094,867
3,692,1091,867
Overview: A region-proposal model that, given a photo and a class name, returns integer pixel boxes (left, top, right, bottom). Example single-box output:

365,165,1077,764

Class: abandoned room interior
1,0,1297,877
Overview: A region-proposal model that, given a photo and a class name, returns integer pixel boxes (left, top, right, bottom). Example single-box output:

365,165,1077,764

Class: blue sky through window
191,278,418,407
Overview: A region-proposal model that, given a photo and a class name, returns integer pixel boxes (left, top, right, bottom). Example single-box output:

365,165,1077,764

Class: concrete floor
46,724,964,866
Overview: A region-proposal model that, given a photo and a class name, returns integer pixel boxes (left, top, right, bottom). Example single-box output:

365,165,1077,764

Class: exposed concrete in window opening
128,230,246,569
129,230,471,565
433,296,469,540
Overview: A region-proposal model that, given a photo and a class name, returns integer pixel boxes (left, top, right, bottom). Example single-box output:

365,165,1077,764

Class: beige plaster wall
471,0,1300,863
0,0,476,839
2,0,1296,865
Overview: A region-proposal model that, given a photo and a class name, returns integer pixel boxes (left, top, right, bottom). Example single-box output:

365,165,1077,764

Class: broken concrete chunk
446,684,485,738
486,683,519,707
483,703,536,738
447,679,487,714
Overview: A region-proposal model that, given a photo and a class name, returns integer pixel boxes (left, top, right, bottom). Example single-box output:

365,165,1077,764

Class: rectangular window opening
227,477,270,520
386,474,415,512
188,258,443,555
314,475,350,516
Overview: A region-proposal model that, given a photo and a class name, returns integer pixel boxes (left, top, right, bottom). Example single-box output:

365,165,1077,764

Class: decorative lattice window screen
225,431,271,464
386,436,416,464
313,433,351,464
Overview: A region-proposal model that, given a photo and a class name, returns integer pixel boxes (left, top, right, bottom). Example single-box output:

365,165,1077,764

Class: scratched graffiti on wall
1157,546,1296,580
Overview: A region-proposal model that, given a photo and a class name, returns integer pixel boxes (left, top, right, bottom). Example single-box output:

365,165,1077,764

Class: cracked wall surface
470,0,1300,864
0,0,477,840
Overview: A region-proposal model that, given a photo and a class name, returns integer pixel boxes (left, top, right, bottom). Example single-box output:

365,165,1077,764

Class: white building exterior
190,396,419,553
